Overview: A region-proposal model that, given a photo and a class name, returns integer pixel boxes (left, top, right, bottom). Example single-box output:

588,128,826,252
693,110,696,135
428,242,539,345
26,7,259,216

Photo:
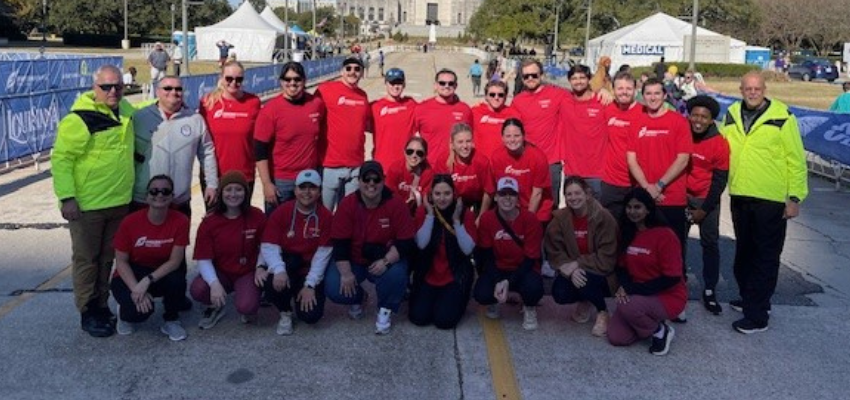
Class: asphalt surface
1,50,849,400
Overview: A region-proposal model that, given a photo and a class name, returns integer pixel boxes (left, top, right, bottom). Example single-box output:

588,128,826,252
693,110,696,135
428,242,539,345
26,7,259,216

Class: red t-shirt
384,160,435,203
371,96,418,168
619,227,687,318
561,95,607,178
486,144,553,222
414,97,473,165
331,192,416,266
602,102,643,187
477,209,542,272
254,93,325,180
414,207,478,287
627,110,693,206
573,214,590,255
433,152,491,206
113,209,190,270
263,201,333,276
510,85,566,164
199,93,261,181
471,103,520,159
193,207,266,279
687,133,730,198
316,81,371,168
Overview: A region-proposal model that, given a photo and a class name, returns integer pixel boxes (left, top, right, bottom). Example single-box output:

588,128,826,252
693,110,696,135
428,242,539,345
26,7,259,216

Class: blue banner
0,88,85,163
0,56,123,96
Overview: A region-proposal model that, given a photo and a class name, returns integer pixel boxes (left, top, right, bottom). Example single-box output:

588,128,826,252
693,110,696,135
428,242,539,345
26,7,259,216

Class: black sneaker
649,322,675,356
703,291,723,315
80,313,115,338
729,299,743,313
94,307,117,328
733,318,769,334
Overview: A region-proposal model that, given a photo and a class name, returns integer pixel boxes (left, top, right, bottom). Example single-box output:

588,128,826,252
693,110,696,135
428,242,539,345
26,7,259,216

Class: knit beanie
219,170,248,192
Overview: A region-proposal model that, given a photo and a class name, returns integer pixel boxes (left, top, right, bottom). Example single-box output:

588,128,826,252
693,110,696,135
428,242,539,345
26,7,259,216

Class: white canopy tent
586,12,746,71
195,2,281,63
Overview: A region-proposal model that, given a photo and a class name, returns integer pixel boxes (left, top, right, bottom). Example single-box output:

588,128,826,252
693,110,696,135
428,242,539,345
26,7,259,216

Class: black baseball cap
343,57,364,68
359,160,384,178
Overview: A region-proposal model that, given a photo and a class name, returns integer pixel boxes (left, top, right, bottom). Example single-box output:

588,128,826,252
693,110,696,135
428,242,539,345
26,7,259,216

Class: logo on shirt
575,229,588,240
479,115,506,125
495,230,524,241
505,165,531,176
380,105,408,116
379,217,390,229
451,173,476,183
337,96,366,107
180,125,192,137
586,108,602,118
244,228,257,240
637,127,669,138
212,108,249,119
134,236,175,248
452,111,465,121
608,117,631,128
692,153,706,161
626,245,651,256
538,99,552,109
397,182,421,192
309,112,321,123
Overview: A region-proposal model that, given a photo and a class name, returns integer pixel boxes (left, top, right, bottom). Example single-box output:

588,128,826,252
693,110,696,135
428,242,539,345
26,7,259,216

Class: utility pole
171,2,176,37
689,0,699,71
122,0,129,49
553,0,559,55
285,0,290,60
312,0,317,60
583,0,592,64
40,0,46,56
182,0,189,75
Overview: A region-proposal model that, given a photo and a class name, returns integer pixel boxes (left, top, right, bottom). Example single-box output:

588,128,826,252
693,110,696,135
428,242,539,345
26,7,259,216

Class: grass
709,78,843,110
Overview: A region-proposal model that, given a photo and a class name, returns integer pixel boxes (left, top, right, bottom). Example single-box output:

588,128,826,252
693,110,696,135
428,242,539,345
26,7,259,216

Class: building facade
337,0,482,29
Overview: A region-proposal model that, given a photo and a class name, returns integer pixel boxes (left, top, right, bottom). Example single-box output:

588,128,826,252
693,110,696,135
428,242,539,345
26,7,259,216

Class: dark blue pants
551,273,611,311
324,260,409,313
111,263,184,322
409,279,471,329
473,267,543,307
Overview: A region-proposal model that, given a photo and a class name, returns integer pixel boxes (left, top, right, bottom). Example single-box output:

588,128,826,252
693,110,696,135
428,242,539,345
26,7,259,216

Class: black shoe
670,310,688,324
93,307,117,328
729,299,743,313
178,296,193,312
733,318,769,334
703,291,723,315
80,313,115,338
649,322,675,356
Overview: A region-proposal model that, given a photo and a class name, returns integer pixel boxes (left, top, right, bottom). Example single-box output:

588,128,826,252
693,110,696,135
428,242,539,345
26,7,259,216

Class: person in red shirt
486,118,553,223
544,177,619,337
199,61,261,200
685,96,729,315
255,62,326,214
258,169,333,335
410,175,477,329
385,137,435,214
111,175,191,341
189,171,266,331
434,123,492,217
608,188,686,356
474,177,544,331
325,161,416,335
316,57,371,211
471,81,518,158
601,72,643,220
371,68,418,168
560,65,609,196
414,68,473,165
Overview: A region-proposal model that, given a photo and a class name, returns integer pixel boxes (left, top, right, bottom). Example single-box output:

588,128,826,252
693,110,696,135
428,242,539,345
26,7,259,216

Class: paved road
1,50,850,400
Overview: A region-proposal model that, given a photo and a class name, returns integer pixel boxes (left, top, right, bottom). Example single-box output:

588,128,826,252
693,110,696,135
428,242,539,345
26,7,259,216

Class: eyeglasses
522,73,540,80
224,76,244,84
437,81,457,87
148,188,173,196
160,86,184,92
282,76,304,83
98,84,123,92
405,148,425,157
488,92,506,98
361,175,383,184
685,76,694,79
345,65,362,72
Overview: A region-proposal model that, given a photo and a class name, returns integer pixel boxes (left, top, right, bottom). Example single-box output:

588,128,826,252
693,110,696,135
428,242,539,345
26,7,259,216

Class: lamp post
122,0,130,49
285,0,290,60
40,0,47,56
583,0,592,64
689,0,699,71
312,0,317,60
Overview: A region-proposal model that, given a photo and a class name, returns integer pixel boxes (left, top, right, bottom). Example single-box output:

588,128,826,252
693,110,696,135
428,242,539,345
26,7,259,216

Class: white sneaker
522,306,538,331
541,261,557,278
115,305,134,335
348,291,368,320
485,304,500,319
160,321,187,341
198,307,225,330
240,314,257,324
276,311,293,336
375,307,392,335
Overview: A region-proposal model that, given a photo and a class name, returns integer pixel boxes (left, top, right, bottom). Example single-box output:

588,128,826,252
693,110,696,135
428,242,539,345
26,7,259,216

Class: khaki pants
69,205,129,313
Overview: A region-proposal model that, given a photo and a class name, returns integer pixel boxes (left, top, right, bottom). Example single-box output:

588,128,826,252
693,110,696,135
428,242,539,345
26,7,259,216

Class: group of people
53,52,807,357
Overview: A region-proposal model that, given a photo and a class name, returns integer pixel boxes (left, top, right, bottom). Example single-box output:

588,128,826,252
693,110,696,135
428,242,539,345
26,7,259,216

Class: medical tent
195,2,281,63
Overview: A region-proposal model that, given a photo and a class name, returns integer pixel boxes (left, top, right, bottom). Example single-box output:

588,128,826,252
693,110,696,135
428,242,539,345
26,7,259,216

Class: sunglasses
361,175,383,184
224,76,244,84
98,84,123,92
345,65,362,72
497,190,518,197
282,76,304,83
161,86,184,92
437,81,457,87
488,92,506,98
522,73,541,80
148,188,173,196
297,183,318,190
405,148,425,157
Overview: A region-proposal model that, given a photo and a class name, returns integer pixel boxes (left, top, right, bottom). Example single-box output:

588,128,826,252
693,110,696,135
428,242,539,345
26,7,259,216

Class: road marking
478,311,523,400
0,263,73,320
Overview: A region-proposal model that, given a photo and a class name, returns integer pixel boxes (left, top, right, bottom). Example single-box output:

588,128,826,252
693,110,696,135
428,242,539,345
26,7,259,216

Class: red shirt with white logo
316,81,371,168
433,152,491,206
471,103,520,158
619,227,687,318
331,191,416,266
486,144,553,222
371,96,418,168
114,209,190,270
477,209,542,272
561,95,607,178
414,207,478,287
199,93,261,181
414,97,473,165
263,200,333,276
602,102,643,187
385,160,435,203
687,133,730,198
254,93,325,180
627,110,693,206
193,207,266,279
573,214,590,254
510,85,567,164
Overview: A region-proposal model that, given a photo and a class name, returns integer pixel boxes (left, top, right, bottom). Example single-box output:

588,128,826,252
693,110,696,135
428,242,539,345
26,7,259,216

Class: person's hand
784,200,800,219
595,89,614,105
60,199,81,221
494,279,509,304
131,278,153,314
452,199,464,223
646,184,662,200
297,286,317,313
204,187,218,206
558,261,578,278
263,181,279,206
691,208,707,224
340,270,357,298
254,267,269,287
368,259,389,276
615,287,630,305
571,268,588,288
209,280,227,308
424,197,434,216
273,271,290,292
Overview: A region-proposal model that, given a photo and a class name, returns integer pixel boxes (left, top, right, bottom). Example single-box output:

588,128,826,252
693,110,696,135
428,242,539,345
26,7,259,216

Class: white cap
295,169,322,186
496,177,519,193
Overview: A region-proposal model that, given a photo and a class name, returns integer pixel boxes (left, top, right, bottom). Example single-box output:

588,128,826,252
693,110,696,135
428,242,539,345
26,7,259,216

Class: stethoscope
287,206,320,239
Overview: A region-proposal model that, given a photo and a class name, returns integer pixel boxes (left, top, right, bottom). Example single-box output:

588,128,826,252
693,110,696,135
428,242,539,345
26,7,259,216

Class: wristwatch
789,196,801,204
656,180,667,191
147,273,156,284
305,283,316,289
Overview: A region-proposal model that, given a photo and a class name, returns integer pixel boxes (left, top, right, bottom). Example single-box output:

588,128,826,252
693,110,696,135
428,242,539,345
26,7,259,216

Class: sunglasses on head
224,76,244,84
345,65,362,72
437,80,457,87
522,73,540,80
488,92,506,98
161,86,183,92
282,76,304,83
405,148,425,157
98,84,123,92
148,188,173,196
361,175,383,184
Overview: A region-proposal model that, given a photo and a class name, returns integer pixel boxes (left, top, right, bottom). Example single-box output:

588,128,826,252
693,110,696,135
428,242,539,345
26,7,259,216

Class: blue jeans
549,163,563,207
321,167,360,211
265,179,295,215
324,260,409,312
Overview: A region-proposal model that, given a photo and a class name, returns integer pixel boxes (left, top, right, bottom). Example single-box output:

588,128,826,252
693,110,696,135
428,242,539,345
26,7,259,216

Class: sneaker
115,306,134,335
522,306,538,330
703,290,723,315
485,304,500,319
348,291,368,320
160,321,187,341
80,312,114,338
375,307,392,335
240,314,257,324
671,310,688,324
276,311,294,336
730,299,744,313
649,322,675,356
540,261,556,278
733,318,769,334
198,307,226,330
591,311,608,337
572,301,591,324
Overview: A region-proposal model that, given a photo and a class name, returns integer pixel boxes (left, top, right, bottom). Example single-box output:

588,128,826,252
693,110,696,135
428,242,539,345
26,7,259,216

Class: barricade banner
0,56,123,96
0,88,85,163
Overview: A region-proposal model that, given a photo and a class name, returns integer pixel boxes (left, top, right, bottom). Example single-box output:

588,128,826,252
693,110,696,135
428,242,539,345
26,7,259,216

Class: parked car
788,58,839,82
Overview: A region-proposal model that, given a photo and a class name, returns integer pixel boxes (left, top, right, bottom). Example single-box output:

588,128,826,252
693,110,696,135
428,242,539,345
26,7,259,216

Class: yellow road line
478,311,523,400
0,263,73,320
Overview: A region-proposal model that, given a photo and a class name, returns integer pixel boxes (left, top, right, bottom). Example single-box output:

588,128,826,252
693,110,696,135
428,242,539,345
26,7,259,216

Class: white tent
586,12,746,71
195,2,281,63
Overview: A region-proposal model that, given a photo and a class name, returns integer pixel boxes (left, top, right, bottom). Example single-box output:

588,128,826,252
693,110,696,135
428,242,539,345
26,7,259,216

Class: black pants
111,263,184,322
730,196,787,324
551,273,611,311
473,267,544,307
409,278,472,329
263,256,325,324
130,201,192,301
599,181,631,221
687,197,721,291
659,205,688,279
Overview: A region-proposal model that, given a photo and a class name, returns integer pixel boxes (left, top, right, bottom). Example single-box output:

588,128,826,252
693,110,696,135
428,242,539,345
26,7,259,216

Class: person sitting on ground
829,81,850,113
122,66,138,89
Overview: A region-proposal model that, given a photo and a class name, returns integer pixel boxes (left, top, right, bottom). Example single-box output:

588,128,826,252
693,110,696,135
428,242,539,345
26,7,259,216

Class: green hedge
62,33,171,48
631,62,761,78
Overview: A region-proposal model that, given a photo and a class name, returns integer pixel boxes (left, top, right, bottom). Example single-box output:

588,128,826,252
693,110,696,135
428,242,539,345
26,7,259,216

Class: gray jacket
133,103,218,204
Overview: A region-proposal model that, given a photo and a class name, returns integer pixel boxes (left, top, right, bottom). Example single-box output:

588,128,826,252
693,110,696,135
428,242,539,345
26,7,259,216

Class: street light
583,0,592,64
285,0,290,60
312,0,317,60
40,0,47,56
122,0,129,49
689,0,699,71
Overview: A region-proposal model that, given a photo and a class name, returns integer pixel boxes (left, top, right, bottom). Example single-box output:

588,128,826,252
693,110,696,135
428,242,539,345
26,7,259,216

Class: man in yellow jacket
720,71,808,334
52,65,136,338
